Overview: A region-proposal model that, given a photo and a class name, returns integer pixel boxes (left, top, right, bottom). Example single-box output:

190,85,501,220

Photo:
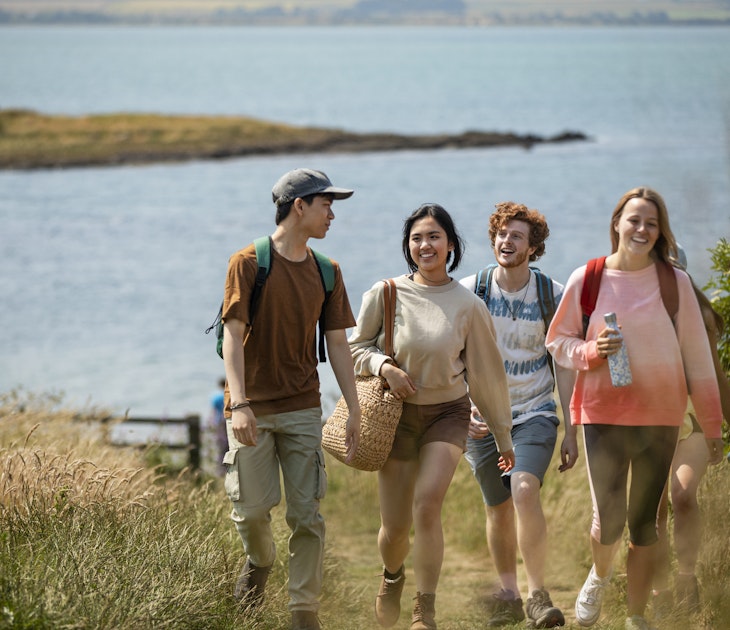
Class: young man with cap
220,168,361,630
460,202,578,628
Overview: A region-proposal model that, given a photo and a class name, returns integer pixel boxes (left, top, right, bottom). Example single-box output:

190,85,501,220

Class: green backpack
205,236,335,361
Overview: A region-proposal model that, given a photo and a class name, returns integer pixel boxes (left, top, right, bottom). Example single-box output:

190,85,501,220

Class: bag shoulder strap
656,259,679,323
205,236,272,359
580,256,606,339
309,248,336,363
530,267,557,377
208,239,342,362
249,236,272,326
475,264,498,302
530,267,557,331
382,279,397,359
580,256,678,339
311,248,335,293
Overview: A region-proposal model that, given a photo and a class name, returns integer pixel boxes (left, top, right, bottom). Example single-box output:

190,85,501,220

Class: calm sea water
1,26,729,420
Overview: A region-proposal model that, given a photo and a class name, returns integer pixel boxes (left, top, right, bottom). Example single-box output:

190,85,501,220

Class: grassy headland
2,388,728,629
0,109,587,170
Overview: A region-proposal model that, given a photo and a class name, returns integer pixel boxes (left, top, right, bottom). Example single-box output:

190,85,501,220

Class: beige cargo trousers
224,407,327,613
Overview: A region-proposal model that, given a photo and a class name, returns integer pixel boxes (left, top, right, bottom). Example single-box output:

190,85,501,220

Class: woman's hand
468,406,491,439
596,326,624,359
380,362,416,400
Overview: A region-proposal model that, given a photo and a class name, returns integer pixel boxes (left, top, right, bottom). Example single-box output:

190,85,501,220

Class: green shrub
704,237,730,372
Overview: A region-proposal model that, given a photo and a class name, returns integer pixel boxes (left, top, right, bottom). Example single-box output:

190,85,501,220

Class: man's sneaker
574,565,611,627
375,565,405,627
291,610,321,630
233,558,272,609
625,615,656,630
526,589,565,628
487,589,525,627
675,573,700,615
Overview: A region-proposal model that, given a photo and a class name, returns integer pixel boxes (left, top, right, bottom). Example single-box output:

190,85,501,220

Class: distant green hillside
2,0,730,25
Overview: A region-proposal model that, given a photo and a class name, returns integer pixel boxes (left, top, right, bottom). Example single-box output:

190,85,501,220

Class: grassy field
1,388,728,629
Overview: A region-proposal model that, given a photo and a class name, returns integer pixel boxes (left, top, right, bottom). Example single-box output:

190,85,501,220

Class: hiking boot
675,573,700,615
375,565,406,627
487,589,525,627
233,558,272,609
650,588,673,622
625,615,656,630
291,610,321,630
411,592,437,630
526,588,565,628
574,565,611,627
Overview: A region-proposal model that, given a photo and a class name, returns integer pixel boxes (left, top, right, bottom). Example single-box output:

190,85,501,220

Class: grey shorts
465,415,558,507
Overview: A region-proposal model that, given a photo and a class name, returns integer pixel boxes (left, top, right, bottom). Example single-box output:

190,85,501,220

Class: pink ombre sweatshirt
545,262,721,438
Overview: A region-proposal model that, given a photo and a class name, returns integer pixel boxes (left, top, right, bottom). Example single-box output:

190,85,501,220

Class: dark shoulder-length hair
609,187,679,265
401,203,465,273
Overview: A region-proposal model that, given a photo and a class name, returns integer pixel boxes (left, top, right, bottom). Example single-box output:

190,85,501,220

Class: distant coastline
2,0,730,27
0,110,589,170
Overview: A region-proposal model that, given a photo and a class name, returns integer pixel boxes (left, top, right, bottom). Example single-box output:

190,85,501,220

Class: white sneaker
575,565,611,627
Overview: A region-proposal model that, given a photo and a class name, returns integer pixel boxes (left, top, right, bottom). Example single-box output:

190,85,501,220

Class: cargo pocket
315,449,327,500
223,449,240,502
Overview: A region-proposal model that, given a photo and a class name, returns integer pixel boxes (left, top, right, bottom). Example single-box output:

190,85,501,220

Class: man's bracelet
230,401,251,411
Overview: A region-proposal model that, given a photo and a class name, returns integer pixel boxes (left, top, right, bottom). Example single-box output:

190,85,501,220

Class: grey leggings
584,423,678,546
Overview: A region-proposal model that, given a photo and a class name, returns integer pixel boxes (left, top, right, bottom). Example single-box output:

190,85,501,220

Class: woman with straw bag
348,203,514,630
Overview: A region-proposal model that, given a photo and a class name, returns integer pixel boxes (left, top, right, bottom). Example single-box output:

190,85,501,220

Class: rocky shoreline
0,110,588,170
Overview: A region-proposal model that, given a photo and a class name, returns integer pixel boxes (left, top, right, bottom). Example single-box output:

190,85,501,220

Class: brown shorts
388,394,471,461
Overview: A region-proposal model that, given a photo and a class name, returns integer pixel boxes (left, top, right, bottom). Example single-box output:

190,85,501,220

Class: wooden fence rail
108,414,201,470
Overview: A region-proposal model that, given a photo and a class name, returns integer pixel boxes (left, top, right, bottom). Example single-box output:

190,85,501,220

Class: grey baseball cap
271,168,354,205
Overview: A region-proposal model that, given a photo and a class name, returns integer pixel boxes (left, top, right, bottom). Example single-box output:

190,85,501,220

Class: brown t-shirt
222,242,355,416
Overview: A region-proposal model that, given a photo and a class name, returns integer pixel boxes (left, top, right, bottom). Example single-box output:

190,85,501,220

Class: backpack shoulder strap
253,236,271,280
205,301,225,359
310,248,336,363
656,259,679,323
206,237,272,360
475,264,498,302
311,249,335,293
530,267,557,377
580,256,606,339
578,257,678,338
530,267,557,331
249,236,272,326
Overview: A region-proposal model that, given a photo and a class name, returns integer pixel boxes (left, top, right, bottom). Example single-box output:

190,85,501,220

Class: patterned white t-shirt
460,269,564,426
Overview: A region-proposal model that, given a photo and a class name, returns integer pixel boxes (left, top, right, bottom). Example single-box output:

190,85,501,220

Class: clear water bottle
604,312,632,387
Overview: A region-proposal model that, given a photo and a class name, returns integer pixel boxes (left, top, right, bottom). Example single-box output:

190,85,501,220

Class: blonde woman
545,187,723,630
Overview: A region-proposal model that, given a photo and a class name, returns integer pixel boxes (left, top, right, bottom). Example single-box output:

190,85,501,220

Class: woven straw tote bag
322,278,402,471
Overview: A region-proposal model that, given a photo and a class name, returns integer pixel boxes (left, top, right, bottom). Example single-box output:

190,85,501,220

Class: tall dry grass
2,388,729,629
0,389,371,629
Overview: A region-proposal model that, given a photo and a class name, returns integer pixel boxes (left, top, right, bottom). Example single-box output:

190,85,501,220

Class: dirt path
325,497,586,629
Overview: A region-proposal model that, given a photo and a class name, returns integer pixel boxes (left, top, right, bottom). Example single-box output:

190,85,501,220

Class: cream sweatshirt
349,274,514,453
